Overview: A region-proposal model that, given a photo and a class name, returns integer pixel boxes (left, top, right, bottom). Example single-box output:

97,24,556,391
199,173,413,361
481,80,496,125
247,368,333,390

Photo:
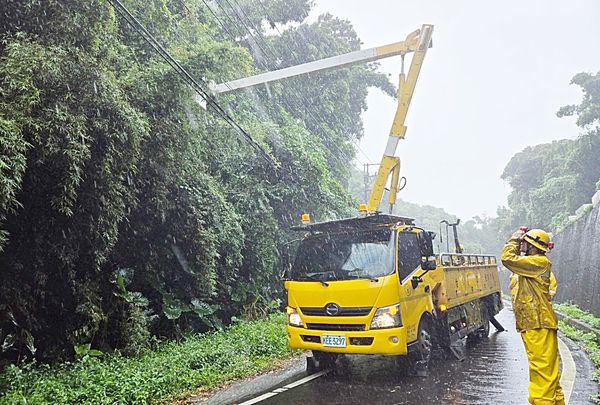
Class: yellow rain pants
521,328,565,405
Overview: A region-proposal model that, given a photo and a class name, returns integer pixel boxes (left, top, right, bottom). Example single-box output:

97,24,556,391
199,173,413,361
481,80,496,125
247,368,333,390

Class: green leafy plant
73,344,103,361
0,0,391,364
555,303,600,330
0,313,294,404
558,321,600,404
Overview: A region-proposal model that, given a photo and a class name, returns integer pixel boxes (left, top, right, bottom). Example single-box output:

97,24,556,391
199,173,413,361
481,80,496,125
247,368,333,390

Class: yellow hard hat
523,229,551,252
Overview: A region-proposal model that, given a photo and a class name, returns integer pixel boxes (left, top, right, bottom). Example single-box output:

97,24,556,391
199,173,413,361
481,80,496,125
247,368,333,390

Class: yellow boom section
367,24,433,213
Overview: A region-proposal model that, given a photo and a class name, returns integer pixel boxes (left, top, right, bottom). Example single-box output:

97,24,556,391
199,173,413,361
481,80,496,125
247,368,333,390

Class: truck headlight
370,304,402,329
286,306,303,327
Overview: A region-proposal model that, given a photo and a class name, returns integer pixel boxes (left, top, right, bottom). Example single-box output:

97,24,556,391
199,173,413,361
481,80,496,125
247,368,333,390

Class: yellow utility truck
285,213,502,371
282,24,503,372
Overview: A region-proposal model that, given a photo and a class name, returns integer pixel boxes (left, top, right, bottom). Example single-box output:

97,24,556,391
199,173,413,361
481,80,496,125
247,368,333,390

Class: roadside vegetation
556,303,600,330
1,0,599,402
555,303,600,404
0,313,293,404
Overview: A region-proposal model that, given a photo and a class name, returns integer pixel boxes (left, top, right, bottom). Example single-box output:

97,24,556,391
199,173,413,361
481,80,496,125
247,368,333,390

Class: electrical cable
199,0,239,42
179,0,365,178
202,1,401,207
209,0,358,166
106,0,276,167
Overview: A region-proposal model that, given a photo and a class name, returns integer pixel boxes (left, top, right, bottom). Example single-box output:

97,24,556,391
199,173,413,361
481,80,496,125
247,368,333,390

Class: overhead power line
106,0,276,167
210,0,360,166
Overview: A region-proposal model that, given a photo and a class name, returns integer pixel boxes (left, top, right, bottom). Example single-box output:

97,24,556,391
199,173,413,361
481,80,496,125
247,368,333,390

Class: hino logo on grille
325,303,340,316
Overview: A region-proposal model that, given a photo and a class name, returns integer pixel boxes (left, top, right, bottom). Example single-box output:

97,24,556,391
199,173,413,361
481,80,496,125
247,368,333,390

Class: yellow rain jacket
501,238,558,332
509,272,557,306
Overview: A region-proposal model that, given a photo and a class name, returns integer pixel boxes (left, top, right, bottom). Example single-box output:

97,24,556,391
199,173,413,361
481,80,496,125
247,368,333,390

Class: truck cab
285,215,441,363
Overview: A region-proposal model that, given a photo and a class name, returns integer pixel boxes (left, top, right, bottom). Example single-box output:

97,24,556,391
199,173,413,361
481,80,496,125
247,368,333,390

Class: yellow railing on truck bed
437,254,501,309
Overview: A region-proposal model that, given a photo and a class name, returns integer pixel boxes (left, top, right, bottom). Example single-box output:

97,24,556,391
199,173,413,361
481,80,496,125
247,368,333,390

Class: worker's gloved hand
511,229,526,240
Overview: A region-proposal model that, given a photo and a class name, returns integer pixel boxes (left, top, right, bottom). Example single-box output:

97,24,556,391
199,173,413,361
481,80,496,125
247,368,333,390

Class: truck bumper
287,325,408,355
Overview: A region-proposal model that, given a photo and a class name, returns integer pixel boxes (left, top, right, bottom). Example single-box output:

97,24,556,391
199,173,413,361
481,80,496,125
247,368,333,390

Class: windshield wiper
298,274,329,287
347,268,379,282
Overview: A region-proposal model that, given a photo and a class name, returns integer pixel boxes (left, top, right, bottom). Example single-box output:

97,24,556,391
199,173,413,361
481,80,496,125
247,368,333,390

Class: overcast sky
309,0,600,220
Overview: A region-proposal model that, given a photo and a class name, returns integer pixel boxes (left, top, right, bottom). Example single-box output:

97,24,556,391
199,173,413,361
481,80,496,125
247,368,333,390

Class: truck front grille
306,323,366,331
300,306,372,316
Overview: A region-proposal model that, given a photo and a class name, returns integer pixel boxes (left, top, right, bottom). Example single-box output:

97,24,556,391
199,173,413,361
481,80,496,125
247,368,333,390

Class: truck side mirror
418,231,434,256
418,231,436,271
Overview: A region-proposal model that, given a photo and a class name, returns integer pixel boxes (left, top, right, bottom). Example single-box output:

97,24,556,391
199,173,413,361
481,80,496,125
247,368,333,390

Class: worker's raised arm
501,238,549,277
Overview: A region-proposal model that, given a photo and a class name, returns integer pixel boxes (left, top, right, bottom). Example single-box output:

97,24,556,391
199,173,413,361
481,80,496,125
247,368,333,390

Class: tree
557,71,600,129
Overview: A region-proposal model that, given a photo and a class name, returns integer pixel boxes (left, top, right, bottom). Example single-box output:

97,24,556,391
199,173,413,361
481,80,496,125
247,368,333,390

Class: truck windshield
291,229,395,282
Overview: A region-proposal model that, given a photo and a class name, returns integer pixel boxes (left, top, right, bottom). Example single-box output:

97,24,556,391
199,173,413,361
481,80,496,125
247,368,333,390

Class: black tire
478,316,490,338
413,318,433,363
398,317,433,376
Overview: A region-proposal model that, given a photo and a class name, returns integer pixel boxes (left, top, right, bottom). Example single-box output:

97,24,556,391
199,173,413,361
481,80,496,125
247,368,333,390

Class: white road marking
283,369,329,389
237,369,329,405
236,391,278,405
558,337,576,404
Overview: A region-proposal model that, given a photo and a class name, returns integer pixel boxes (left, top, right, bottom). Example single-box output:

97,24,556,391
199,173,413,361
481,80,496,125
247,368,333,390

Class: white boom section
211,28,425,94
206,24,434,215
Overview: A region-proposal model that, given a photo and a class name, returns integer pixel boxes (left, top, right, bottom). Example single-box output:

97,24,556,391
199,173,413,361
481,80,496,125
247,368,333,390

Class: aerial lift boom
206,25,433,213
368,25,432,213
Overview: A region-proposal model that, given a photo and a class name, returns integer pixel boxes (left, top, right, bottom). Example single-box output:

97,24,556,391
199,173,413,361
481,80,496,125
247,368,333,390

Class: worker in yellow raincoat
502,228,564,405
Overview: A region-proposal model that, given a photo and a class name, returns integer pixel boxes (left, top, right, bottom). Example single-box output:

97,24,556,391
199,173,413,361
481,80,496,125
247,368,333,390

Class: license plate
322,334,346,348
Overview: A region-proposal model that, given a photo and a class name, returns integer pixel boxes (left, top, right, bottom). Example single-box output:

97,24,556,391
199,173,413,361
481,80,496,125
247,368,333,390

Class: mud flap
413,359,429,377
448,338,466,361
490,316,505,332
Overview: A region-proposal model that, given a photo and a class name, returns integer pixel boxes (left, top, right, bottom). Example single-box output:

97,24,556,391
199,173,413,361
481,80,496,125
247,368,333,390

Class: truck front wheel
398,318,432,376
413,319,433,363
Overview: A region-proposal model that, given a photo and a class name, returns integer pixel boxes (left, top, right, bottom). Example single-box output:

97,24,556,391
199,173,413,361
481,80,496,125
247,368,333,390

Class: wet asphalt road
223,308,599,405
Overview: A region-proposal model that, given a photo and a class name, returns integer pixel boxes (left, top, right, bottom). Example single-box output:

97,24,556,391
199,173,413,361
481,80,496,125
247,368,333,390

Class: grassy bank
555,303,600,330
0,313,294,404
555,303,600,404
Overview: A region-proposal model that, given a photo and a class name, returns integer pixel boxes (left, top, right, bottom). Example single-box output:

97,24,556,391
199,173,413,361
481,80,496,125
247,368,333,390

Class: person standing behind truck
501,228,565,405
